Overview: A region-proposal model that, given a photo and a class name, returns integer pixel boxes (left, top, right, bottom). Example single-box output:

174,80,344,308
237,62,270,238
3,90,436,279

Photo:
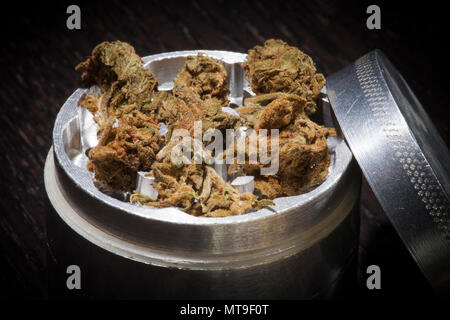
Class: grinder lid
326,50,450,296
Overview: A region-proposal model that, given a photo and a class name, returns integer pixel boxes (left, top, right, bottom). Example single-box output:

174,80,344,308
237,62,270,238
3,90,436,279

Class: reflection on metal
231,176,255,194
327,50,450,296
136,172,158,201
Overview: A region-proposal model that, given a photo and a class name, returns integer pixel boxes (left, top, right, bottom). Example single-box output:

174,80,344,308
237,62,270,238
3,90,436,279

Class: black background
0,0,448,299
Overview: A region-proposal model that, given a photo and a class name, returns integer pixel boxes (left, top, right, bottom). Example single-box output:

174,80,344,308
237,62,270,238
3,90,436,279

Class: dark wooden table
1,0,447,299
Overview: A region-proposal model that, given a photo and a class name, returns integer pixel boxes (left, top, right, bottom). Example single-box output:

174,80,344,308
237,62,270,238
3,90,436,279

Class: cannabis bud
75,40,334,217
244,39,325,114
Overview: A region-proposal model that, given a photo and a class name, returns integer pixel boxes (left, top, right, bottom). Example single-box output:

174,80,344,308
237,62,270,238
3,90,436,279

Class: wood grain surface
0,0,447,298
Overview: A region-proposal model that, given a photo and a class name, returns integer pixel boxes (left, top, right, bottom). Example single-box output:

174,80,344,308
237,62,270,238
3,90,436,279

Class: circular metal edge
45,147,357,270
327,49,450,296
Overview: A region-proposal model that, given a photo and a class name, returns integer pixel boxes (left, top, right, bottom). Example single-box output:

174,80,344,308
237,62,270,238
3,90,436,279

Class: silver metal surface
221,106,240,117
231,176,255,194
136,172,158,200
48,50,360,298
327,49,450,295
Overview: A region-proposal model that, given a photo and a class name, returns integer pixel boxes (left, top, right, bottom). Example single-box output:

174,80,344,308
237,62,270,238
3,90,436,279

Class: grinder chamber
45,50,361,299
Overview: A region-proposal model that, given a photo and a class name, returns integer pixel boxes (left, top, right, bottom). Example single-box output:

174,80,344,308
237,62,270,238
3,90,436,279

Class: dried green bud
87,111,164,191
173,53,230,105
76,40,158,119
244,39,325,101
